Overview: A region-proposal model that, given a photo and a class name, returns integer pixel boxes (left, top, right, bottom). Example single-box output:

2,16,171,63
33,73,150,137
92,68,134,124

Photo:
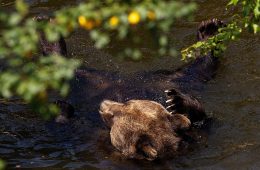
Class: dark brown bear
98,19,224,160
38,17,224,158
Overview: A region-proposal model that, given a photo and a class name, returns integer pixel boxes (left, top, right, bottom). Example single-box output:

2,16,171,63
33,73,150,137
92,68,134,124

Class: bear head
99,99,191,160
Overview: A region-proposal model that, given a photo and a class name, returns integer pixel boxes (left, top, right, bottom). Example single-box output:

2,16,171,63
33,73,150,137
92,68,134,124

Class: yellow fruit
78,16,95,30
95,19,101,26
109,16,119,27
128,11,141,25
147,11,156,20
84,20,95,30
78,16,87,27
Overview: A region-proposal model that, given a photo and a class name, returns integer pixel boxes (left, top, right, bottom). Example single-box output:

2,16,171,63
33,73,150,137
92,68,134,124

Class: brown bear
38,17,224,158
99,99,191,160
97,19,224,160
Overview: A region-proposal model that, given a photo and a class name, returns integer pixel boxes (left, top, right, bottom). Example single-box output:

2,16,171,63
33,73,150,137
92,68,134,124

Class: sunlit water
0,0,259,169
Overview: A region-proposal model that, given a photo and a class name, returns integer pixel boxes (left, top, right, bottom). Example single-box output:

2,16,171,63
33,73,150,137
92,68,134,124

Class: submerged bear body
38,17,224,160
96,19,224,160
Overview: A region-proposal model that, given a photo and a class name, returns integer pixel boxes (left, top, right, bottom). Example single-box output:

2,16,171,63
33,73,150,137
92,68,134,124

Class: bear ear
167,114,191,130
99,100,124,127
136,135,158,161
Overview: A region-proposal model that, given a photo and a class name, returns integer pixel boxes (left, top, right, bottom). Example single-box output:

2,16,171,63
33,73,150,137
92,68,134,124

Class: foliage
0,159,5,170
0,0,259,117
55,0,196,59
228,0,260,33
182,0,260,60
0,0,196,117
182,22,242,59
0,0,80,118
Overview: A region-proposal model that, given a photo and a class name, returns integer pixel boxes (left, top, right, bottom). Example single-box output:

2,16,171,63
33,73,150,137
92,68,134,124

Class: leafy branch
181,0,259,59
0,0,196,116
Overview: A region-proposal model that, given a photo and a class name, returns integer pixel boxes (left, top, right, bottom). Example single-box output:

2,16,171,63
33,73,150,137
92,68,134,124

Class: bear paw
164,89,185,114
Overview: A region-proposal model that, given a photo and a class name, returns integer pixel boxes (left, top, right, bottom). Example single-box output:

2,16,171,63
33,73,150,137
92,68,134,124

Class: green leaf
252,23,259,34
0,159,5,170
159,36,168,46
8,13,22,26
95,34,110,49
16,0,28,16
132,49,142,60
228,0,239,6
254,0,260,17
45,26,59,42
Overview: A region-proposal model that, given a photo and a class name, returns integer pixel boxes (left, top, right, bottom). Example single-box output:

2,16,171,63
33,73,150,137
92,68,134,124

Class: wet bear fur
38,17,224,159
99,99,191,160
98,19,224,160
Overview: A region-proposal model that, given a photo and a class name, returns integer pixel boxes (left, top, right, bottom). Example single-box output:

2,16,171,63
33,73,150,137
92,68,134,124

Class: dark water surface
1,0,260,169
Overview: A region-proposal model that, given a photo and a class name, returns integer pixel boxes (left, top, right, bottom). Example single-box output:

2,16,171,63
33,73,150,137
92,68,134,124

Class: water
0,0,260,169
